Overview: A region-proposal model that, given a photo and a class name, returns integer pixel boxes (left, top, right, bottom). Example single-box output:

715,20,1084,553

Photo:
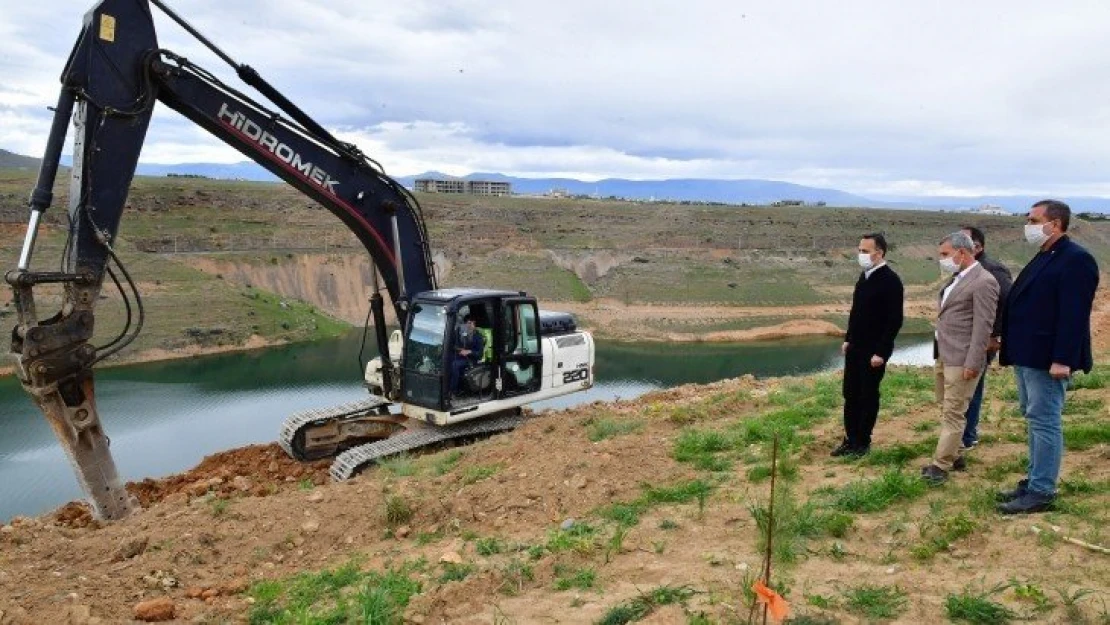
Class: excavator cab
400,289,544,414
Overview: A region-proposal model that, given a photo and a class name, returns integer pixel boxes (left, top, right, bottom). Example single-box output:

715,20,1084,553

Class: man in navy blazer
998,199,1099,514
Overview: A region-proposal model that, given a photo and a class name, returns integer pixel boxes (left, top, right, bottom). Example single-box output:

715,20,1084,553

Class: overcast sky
2,0,1109,197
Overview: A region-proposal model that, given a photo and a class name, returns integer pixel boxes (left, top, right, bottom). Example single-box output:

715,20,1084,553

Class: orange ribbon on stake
752,579,790,622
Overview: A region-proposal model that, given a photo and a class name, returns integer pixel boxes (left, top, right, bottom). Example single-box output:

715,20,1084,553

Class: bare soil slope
1,365,1108,624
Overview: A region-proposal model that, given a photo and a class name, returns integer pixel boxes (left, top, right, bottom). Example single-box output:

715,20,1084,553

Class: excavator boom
7,0,436,519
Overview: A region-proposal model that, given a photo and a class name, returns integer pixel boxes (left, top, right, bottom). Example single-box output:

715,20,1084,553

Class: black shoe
997,491,1055,515
830,441,853,457
996,479,1029,503
952,456,967,471
847,445,870,458
920,464,948,485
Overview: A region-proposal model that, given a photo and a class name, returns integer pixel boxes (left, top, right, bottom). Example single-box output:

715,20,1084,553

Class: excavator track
329,410,527,481
278,397,395,461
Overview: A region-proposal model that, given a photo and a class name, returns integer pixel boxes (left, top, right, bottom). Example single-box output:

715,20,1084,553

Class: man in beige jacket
922,232,1000,484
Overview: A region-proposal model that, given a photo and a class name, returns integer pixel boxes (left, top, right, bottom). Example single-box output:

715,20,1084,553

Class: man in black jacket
958,226,1013,451
836,233,905,456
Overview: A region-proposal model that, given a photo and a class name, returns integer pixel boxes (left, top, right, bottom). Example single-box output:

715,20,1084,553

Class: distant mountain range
4,148,1107,213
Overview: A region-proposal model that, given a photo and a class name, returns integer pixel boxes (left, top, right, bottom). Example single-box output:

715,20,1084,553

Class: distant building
465,180,512,196
414,178,511,196
971,203,1010,216
414,178,465,194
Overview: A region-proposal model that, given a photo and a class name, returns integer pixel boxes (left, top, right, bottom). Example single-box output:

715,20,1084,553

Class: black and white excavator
6,0,594,521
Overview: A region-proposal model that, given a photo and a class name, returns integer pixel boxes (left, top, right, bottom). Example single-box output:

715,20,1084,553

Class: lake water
0,334,933,520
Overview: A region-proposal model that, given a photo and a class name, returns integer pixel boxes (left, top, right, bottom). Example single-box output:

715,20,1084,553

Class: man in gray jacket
922,232,1000,484
959,226,1013,450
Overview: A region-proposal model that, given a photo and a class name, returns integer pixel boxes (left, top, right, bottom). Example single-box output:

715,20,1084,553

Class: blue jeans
962,352,996,447
1014,366,1068,496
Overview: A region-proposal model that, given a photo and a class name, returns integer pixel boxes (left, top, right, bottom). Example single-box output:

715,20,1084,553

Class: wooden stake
1032,525,1110,555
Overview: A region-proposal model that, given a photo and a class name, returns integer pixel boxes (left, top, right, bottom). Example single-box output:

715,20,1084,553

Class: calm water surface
0,334,932,520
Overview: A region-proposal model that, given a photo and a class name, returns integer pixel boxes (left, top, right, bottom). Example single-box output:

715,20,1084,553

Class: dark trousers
842,351,887,448
962,351,997,447
450,357,472,394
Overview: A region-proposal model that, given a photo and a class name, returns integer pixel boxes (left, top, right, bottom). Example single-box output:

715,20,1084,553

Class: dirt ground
1,360,1108,624
0,288,1107,623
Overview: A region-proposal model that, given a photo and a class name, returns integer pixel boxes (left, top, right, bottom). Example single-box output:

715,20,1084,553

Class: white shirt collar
864,260,887,278
956,260,979,280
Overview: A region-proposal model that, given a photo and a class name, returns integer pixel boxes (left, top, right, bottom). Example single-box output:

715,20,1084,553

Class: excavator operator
450,314,486,398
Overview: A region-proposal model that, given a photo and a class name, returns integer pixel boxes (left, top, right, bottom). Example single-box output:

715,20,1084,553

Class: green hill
0,149,40,170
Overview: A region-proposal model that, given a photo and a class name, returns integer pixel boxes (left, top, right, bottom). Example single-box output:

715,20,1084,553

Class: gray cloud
3,0,1110,196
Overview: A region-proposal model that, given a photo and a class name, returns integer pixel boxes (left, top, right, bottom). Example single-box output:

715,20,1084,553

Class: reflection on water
0,333,933,520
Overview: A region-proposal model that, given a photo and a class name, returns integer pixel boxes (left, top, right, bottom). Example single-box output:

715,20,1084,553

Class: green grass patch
673,429,736,471
1062,396,1105,415
984,455,1029,481
1063,421,1110,451
596,258,827,305
1011,582,1054,615
823,512,855,538
1059,476,1110,495
209,497,230,517
247,561,420,624
554,566,597,591
881,368,935,393
728,403,828,450
1069,369,1110,389
475,537,505,556
597,585,697,625
746,456,800,482
671,380,834,470
750,487,854,564
415,530,442,546
598,480,713,527
461,463,502,485
911,512,979,560
432,450,464,476
859,438,936,467
822,470,928,513
544,522,600,556
842,584,908,620
384,495,413,527
945,584,1017,624
437,562,474,583
498,558,534,596
378,453,416,477
586,417,644,442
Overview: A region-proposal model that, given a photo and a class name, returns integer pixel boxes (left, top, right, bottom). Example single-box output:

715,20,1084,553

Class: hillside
3,168,1110,368
0,149,40,171
0,355,1107,623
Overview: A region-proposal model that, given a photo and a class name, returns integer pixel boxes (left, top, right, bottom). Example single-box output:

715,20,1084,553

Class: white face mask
939,257,960,274
1024,223,1050,246
858,253,875,269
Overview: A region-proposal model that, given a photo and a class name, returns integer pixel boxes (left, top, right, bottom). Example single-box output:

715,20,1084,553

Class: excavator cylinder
19,89,75,270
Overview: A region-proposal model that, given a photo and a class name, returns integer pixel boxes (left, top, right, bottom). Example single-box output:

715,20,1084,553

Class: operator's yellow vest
477,327,493,362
